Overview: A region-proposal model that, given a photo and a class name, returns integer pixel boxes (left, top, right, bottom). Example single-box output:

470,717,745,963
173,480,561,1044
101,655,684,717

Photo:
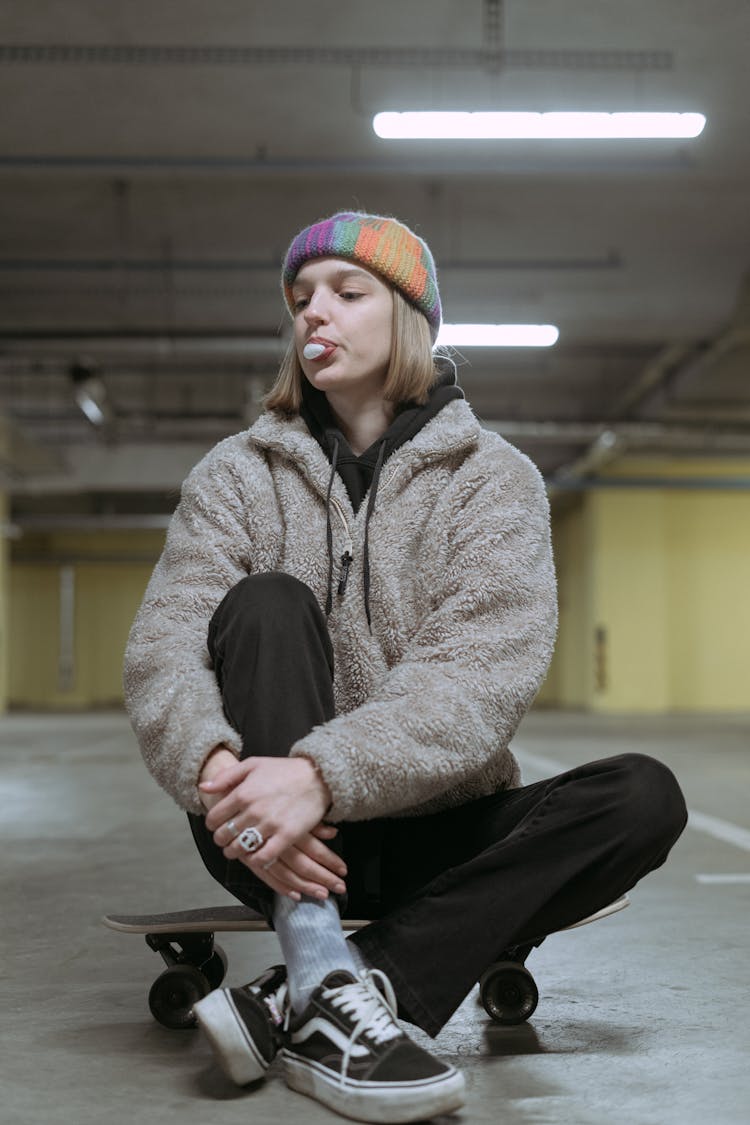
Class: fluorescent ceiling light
373,112,706,140
70,361,109,425
74,386,106,425
437,324,559,347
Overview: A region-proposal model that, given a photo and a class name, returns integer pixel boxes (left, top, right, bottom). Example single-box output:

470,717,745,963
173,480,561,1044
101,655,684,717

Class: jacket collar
248,397,480,501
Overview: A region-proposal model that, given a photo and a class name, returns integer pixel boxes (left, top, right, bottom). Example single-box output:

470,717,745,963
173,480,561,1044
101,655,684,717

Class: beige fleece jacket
123,399,557,821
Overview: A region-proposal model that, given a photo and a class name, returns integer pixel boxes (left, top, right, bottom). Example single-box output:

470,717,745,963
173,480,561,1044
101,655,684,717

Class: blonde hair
264,290,440,415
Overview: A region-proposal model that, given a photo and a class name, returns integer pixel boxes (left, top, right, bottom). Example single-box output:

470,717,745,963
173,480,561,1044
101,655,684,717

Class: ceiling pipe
605,341,701,418
623,328,750,417
0,154,694,177
548,430,629,492
0,333,287,361
655,406,750,425
0,251,621,274
0,43,672,72
483,420,750,451
12,513,172,531
549,475,750,492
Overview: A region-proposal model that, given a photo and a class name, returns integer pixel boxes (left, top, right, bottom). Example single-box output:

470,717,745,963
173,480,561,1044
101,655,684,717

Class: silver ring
225,819,240,840
237,826,264,854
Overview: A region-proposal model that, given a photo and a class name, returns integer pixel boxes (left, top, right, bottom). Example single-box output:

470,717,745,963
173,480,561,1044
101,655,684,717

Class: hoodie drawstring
324,436,339,617
362,438,387,633
324,435,387,633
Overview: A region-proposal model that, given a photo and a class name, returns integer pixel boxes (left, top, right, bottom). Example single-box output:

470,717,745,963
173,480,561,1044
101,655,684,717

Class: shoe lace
264,981,289,1028
323,970,401,1084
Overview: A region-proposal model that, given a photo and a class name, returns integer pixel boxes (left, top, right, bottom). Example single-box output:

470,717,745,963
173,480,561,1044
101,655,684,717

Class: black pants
189,573,688,1037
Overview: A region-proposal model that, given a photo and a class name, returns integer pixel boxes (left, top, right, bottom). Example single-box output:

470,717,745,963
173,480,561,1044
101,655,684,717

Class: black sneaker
193,964,288,1085
282,969,465,1123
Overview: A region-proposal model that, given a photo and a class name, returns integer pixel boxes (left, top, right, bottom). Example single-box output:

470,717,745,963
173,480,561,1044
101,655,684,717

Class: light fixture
373,111,706,140
437,324,559,348
69,361,109,426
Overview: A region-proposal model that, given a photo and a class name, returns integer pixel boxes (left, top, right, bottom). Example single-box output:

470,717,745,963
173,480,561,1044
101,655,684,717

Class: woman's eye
292,297,309,311
340,291,363,301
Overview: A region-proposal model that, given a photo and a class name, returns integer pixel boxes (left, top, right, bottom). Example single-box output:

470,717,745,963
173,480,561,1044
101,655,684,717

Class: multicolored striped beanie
281,211,442,341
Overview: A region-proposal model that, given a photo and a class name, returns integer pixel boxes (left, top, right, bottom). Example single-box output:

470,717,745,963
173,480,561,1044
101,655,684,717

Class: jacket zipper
329,497,354,596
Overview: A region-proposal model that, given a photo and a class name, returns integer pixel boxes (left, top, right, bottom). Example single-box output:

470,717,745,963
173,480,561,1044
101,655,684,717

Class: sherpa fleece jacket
123,399,558,821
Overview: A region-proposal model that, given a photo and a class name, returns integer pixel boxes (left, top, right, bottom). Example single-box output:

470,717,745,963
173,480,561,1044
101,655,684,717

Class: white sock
272,893,358,1014
347,939,371,977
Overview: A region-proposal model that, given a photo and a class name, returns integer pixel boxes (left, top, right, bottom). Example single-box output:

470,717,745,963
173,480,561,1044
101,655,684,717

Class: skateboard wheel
148,965,210,1029
479,961,539,1025
202,946,228,990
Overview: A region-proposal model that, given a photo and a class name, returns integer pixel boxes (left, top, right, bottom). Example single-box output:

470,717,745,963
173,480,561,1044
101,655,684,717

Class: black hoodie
300,356,464,514
299,356,464,628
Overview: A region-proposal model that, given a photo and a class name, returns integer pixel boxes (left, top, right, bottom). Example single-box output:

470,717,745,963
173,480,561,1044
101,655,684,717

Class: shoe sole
193,989,271,1086
282,1050,465,1123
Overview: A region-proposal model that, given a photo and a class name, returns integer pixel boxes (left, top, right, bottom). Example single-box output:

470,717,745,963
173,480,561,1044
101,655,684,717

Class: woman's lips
303,341,337,361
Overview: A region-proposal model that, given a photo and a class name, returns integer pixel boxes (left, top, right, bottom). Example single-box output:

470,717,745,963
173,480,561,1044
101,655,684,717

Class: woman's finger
275,845,347,894
294,833,347,877
311,823,338,840
200,758,254,794
240,858,301,902
256,855,341,900
211,812,251,849
204,790,250,833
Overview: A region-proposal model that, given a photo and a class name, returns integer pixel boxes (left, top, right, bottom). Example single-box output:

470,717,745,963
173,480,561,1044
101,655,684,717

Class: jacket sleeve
290,447,558,821
123,445,258,814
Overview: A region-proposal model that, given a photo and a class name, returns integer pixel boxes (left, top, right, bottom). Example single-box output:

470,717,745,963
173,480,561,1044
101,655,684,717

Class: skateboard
103,895,629,1030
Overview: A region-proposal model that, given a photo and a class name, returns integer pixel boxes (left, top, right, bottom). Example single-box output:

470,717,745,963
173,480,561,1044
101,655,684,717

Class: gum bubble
303,342,327,359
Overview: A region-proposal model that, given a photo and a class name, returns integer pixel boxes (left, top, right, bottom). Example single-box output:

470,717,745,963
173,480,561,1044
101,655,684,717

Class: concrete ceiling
1,0,749,518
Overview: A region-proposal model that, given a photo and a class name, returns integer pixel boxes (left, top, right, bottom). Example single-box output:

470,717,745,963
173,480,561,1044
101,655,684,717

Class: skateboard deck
103,905,367,934
103,895,628,936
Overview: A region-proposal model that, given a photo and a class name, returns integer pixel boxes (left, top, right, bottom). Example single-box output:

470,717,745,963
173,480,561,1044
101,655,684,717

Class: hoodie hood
300,355,464,515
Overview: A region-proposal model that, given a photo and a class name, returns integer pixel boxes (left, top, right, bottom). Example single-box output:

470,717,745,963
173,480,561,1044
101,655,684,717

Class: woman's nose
304,292,330,324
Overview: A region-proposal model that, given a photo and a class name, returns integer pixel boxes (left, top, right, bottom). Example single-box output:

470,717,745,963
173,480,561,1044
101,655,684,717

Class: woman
124,211,687,1124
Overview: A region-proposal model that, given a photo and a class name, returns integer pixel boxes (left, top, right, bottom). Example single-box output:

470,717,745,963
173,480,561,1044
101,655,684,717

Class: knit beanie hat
281,211,442,341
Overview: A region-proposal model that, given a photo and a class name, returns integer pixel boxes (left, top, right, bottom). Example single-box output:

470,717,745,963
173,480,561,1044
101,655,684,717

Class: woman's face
292,257,393,399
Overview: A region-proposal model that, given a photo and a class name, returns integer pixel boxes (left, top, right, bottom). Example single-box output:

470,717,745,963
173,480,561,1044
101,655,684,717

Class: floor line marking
695,874,750,884
685,811,750,852
513,745,750,853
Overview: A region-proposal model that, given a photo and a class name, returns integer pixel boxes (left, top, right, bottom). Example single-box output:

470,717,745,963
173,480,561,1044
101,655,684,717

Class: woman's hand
200,756,343,899
198,745,238,811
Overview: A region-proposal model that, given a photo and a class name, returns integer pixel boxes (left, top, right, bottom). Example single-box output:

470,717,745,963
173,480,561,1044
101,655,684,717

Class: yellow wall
545,457,750,713
9,531,163,709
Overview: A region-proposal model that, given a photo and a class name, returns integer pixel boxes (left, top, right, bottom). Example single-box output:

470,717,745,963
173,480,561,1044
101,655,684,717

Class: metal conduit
0,252,622,275
482,421,750,453
0,44,673,71
549,476,750,491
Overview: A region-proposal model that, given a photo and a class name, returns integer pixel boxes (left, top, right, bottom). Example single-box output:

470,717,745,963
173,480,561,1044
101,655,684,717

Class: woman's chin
308,365,346,390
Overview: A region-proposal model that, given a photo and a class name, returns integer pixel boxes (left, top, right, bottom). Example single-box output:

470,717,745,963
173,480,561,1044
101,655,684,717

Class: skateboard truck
142,931,228,1029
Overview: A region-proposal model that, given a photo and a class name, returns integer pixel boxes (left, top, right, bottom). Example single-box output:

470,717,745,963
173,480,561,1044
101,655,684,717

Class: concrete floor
2,709,749,1125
